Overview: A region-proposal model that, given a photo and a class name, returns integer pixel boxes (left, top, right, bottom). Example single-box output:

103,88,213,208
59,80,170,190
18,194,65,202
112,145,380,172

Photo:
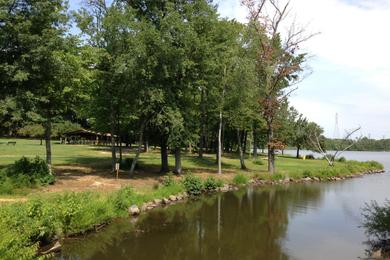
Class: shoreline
42,168,386,257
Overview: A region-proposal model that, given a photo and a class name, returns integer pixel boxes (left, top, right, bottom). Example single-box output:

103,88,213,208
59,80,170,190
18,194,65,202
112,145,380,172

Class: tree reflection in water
59,184,323,260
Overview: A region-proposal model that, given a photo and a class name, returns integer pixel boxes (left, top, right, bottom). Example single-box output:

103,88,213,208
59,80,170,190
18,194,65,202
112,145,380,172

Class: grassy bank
0,184,185,259
0,138,385,258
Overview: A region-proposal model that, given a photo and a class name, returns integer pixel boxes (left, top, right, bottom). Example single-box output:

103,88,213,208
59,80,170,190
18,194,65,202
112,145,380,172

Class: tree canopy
1,0,319,174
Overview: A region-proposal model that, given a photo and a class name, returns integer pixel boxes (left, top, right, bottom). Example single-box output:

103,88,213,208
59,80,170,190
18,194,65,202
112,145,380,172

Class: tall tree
242,0,312,173
1,0,86,173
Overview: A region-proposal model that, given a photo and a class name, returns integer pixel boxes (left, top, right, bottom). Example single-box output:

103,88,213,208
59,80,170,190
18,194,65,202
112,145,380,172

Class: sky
217,0,390,139
69,0,390,139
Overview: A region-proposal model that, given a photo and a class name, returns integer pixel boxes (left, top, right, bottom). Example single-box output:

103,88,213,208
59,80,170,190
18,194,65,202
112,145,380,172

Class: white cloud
218,0,390,138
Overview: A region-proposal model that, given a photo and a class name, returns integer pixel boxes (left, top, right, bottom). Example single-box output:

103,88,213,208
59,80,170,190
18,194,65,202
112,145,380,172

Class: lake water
58,151,390,260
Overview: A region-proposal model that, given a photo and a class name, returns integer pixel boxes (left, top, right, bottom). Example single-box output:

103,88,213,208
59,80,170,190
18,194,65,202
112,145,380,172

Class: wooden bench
7,141,16,146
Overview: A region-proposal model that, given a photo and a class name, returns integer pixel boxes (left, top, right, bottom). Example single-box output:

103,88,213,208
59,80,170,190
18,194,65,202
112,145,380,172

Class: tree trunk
160,136,169,173
130,124,144,175
296,144,300,158
144,139,149,153
44,117,52,175
217,109,223,174
40,138,43,146
253,128,257,158
243,131,248,154
111,134,116,172
267,124,275,174
237,129,246,170
110,111,117,172
119,136,123,164
199,89,206,158
174,147,182,175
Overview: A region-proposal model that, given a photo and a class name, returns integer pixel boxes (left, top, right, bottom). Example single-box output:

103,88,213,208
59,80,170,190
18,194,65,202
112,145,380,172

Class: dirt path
0,164,237,203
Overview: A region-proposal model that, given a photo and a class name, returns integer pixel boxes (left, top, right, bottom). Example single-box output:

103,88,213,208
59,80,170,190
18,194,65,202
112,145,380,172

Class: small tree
309,126,361,166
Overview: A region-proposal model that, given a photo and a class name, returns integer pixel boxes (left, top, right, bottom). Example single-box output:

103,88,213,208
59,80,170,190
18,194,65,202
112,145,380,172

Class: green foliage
271,173,284,181
182,174,203,196
5,157,55,186
362,200,390,240
326,136,390,152
17,124,44,138
302,170,313,178
232,173,249,185
109,186,136,212
365,160,384,170
306,154,315,160
0,157,55,194
162,173,176,187
203,176,223,192
338,156,346,162
0,183,186,259
17,121,81,138
253,159,265,165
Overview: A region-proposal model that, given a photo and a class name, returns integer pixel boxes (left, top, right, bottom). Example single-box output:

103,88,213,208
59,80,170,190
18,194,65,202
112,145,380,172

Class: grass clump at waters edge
232,173,249,185
203,176,223,192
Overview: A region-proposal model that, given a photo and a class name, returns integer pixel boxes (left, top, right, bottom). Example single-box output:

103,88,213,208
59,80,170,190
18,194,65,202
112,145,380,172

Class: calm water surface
59,151,390,260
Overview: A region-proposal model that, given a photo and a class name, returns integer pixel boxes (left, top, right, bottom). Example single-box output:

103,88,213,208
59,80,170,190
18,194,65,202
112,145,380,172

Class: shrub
232,173,249,185
110,186,135,212
162,173,175,187
183,174,203,196
362,200,390,257
203,176,223,192
271,172,284,181
5,156,55,186
362,200,390,240
306,154,315,160
253,159,264,165
302,170,313,178
0,157,55,194
338,156,346,162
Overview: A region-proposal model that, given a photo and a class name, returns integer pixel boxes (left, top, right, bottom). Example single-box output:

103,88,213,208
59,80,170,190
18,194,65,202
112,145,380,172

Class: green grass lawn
0,138,110,167
0,138,382,180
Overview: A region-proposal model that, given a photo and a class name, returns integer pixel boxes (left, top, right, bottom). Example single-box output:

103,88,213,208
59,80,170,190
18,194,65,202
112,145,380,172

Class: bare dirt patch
37,165,163,194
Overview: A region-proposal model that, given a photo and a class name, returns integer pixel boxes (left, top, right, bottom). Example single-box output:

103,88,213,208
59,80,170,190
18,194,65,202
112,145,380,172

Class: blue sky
70,0,390,139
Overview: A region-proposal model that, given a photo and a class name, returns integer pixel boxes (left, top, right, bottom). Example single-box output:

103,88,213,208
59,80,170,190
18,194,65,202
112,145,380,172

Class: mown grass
1,138,379,173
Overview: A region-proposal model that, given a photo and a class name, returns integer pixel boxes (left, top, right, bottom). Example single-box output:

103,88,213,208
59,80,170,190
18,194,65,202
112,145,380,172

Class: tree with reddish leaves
242,0,315,173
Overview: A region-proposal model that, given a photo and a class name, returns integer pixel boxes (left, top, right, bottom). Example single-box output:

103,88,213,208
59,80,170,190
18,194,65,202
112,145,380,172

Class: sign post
115,163,120,179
